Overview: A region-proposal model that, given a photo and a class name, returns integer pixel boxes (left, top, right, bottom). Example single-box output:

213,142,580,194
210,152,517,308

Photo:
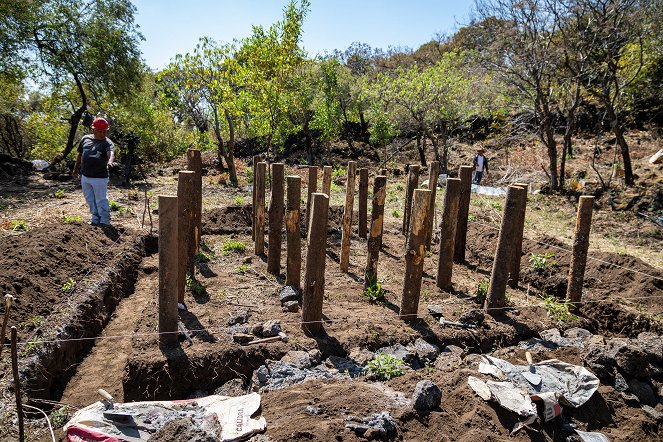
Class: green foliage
244,168,254,184
363,272,384,303
488,201,502,210
468,214,477,221
395,183,404,191
365,353,405,381
529,253,558,272
237,263,251,274
52,189,65,198
185,274,206,296
50,406,70,429
543,295,574,323
20,315,45,330
332,166,346,178
222,240,247,255
234,196,245,205
63,215,82,223
475,280,489,304
387,189,399,203
109,200,131,215
7,219,28,231
195,249,216,263
61,278,76,293
391,209,400,218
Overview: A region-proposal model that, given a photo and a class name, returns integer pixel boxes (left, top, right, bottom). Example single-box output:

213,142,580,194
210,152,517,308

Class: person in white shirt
472,148,489,184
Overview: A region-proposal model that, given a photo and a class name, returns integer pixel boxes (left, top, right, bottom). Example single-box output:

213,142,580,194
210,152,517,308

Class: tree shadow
464,261,491,277
380,248,401,260
197,262,217,278
179,310,217,343
307,318,346,356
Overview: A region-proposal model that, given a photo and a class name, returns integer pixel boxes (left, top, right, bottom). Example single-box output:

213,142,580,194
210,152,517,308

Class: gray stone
627,378,657,406
443,345,465,356
463,353,483,367
346,411,397,438
214,378,245,397
254,365,270,385
564,328,592,340
281,351,313,369
427,304,445,318
349,347,375,366
308,349,322,365
458,309,485,325
228,309,250,325
614,372,629,392
637,332,663,364
642,405,663,422
262,320,282,337
282,301,299,312
412,380,442,411
279,286,300,304
607,338,652,379
252,360,337,391
377,343,416,363
583,344,615,381
305,405,322,415
410,338,440,364
232,333,254,344
228,324,249,335
539,328,587,348
325,356,363,377
435,352,462,372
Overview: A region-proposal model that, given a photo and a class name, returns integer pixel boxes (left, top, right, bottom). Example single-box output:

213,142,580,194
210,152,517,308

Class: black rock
228,309,251,325
412,380,442,411
458,309,485,325
279,286,301,304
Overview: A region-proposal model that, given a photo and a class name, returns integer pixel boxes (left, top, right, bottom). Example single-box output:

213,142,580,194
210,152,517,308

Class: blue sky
132,0,475,70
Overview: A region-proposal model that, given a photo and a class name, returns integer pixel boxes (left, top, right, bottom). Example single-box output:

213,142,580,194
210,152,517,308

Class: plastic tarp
64,393,266,442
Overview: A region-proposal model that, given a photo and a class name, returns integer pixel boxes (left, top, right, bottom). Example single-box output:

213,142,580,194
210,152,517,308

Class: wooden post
252,155,261,241
286,176,302,288
567,196,594,306
11,327,24,442
177,171,195,303
436,178,461,290
485,186,527,312
425,161,440,249
379,168,387,176
365,176,387,285
508,183,529,289
254,162,266,255
402,165,420,235
302,193,330,335
268,163,285,275
453,166,474,263
400,189,432,321
322,165,333,196
186,149,202,254
358,168,368,238
340,161,357,272
158,195,179,348
306,166,318,230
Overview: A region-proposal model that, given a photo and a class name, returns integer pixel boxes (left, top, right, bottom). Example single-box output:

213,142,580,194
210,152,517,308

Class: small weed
489,201,502,210
63,215,82,223
234,196,245,205
216,289,226,301
391,209,400,218
332,166,346,178
127,189,139,200
363,272,384,303
8,219,28,231
244,168,254,184
222,240,247,255
237,263,250,274
529,253,558,272
61,278,76,293
195,249,216,262
19,339,43,356
20,315,46,330
505,290,512,305
52,189,66,198
109,200,121,211
396,183,404,191
365,353,405,381
543,295,574,323
424,361,436,375
468,214,477,221
475,280,489,304
421,289,432,302
330,181,342,193
50,406,70,429
185,274,206,296
387,189,398,203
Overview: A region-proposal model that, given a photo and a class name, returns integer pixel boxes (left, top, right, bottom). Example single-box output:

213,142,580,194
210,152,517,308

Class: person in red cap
73,117,116,226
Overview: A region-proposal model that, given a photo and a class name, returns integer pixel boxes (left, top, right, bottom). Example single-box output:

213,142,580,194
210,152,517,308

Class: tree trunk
223,109,238,185
440,128,449,174
429,131,440,164
607,107,634,186
543,119,558,190
52,74,87,166
304,118,313,165
416,131,427,167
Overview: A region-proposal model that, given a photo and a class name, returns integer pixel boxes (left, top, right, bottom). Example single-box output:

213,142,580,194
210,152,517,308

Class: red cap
92,117,109,131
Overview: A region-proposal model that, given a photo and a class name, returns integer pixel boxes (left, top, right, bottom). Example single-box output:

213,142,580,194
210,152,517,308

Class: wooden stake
365,176,387,286
485,185,527,312
402,165,420,235
508,183,528,289
268,163,285,275
255,162,266,255
286,176,302,289
306,166,318,231
177,171,195,303
186,149,202,253
400,189,432,320
252,155,261,241
302,193,330,335
436,178,461,290
358,168,368,238
453,166,474,263
379,168,387,176
11,327,24,441
567,196,594,306
322,165,333,196
158,195,179,347
340,161,357,272
425,161,440,249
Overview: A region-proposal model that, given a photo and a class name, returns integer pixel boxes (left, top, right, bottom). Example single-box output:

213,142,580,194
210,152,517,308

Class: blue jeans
474,170,484,184
81,175,110,224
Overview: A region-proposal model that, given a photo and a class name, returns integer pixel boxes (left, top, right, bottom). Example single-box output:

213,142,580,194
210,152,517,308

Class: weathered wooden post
425,161,440,249
286,176,302,288
567,196,595,307
365,176,387,286
252,155,262,241
400,189,432,320
322,165,333,196
11,327,24,441
379,168,387,176
436,178,461,290
508,183,529,289
454,165,474,263
177,171,195,303
268,163,285,275
484,185,527,312
402,165,420,235
254,162,266,255
158,195,179,347
358,168,368,239
187,149,202,253
340,161,357,272
307,166,318,229
302,193,330,335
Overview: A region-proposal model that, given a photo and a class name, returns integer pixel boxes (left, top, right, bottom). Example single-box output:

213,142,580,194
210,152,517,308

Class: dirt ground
0,132,661,441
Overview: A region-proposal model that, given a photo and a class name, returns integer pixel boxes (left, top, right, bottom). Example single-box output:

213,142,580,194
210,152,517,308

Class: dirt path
58,255,158,408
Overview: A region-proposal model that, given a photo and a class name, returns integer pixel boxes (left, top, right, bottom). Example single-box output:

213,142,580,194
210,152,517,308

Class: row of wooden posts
156,151,594,344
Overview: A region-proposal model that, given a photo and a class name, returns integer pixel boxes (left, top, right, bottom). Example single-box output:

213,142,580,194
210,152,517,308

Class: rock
242,256,252,264
346,412,397,439
214,378,245,397
325,356,363,377
588,335,606,346
642,405,663,421
410,338,440,364
262,320,282,337
377,343,417,363
463,353,483,367
308,349,322,365
232,333,254,344
564,328,592,340
282,301,299,312
279,286,300,304
583,344,615,381
627,378,657,406
614,372,629,392
637,332,663,364
649,148,663,164
349,347,375,366
228,324,249,335
253,365,270,386
458,309,485,325
427,304,444,318
281,351,313,369
435,352,463,372
305,405,322,415
412,380,442,411
443,345,465,356
187,390,208,399
228,309,250,325
607,338,652,379
539,328,587,348
248,323,263,336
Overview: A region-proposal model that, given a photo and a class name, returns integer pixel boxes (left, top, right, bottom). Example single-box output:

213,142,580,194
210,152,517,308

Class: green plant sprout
363,272,384,303
391,209,400,218
543,295,575,323
8,220,28,231
365,353,405,381
63,215,82,223
61,278,76,293
50,406,70,429
332,166,346,178
52,189,66,198
185,274,206,296
237,263,250,274
234,196,245,205
489,201,502,210
195,249,216,262
475,280,489,304
529,253,558,272
222,240,247,255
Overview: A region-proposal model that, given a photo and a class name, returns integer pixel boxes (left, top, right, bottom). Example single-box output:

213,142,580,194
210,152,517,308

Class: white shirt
476,155,485,172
